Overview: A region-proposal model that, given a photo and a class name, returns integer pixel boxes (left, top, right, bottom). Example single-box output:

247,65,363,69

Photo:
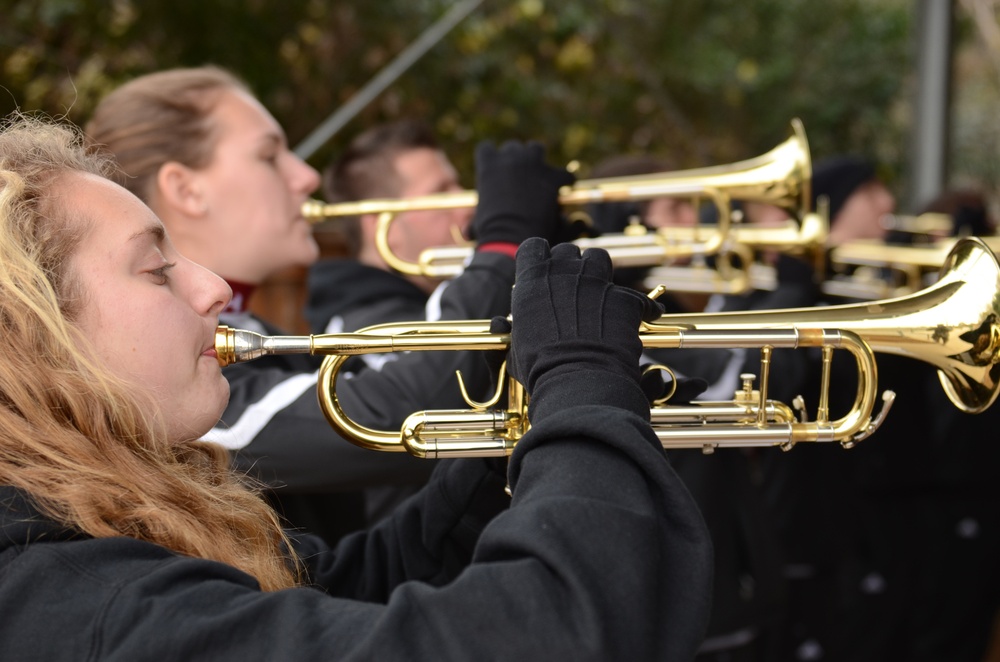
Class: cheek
433,215,460,242
102,318,180,387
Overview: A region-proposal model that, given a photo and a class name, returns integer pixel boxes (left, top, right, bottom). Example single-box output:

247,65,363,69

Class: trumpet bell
932,239,1000,412
646,237,1000,413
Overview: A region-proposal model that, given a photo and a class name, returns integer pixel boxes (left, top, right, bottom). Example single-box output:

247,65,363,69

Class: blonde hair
0,114,299,591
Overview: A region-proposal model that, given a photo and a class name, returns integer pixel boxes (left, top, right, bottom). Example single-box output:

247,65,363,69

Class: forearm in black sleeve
135,406,710,662
296,457,510,600
297,406,712,660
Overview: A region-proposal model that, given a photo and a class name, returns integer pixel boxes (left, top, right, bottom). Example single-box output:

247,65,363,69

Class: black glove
471,141,575,247
507,237,665,424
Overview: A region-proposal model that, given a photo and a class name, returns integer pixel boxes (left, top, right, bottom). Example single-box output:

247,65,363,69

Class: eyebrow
128,225,166,245
259,132,285,149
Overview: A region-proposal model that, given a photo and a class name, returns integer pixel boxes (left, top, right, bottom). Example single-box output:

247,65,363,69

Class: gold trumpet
879,212,954,239
302,119,813,281
637,211,829,294
825,234,1000,300
217,238,1000,458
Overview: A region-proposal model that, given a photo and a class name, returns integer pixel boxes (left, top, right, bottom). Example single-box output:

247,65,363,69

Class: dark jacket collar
304,259,426,334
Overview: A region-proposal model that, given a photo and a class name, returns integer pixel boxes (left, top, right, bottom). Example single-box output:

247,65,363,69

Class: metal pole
909,0,954,210
294,0,486,160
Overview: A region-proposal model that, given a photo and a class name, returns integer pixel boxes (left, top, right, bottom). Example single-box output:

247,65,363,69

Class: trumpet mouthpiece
215,326,266,367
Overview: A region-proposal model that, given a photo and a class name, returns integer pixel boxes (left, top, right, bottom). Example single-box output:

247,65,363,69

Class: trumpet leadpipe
215,323,505,367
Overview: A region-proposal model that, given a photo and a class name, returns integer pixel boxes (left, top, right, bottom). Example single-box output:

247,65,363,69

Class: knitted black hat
811,155,876,223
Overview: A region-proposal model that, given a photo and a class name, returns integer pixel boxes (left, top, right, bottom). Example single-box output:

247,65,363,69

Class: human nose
286,152,321,196
881,190,897,215
186,259,232,316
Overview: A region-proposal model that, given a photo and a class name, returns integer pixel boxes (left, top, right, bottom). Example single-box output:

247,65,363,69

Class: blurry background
3,0,998,204
2,0,998,327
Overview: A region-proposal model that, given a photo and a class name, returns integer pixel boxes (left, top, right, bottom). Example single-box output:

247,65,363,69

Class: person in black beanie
771,158,1000,662
811,155,895,246
817,180,1000,661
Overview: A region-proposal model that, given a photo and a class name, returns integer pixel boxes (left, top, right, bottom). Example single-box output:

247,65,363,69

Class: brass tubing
304,120,813,280
214,238,1000,457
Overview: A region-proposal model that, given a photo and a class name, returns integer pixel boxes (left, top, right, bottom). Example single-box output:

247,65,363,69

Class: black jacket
305,259,431,335
207,253,516,542
0,405,712,661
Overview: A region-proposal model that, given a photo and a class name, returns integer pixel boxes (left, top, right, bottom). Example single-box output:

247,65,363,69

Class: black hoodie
0,405,712,661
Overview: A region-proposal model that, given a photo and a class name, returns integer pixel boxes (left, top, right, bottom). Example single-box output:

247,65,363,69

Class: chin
293,240,321,266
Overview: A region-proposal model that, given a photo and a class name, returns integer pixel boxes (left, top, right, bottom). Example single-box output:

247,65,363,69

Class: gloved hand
471,141,575,247
507,237,665,424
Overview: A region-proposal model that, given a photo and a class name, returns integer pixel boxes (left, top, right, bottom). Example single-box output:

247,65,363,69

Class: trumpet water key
216,238,1000,458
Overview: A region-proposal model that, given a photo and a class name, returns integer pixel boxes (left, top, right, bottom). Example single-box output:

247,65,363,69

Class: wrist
528,368,650,424
476,241,520,259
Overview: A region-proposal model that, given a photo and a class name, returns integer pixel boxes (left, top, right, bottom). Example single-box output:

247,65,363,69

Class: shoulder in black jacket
0,404,713,661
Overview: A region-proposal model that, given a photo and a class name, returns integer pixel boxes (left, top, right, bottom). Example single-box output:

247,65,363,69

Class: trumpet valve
792,395,809,422
624,216,649,236
735,373,760,406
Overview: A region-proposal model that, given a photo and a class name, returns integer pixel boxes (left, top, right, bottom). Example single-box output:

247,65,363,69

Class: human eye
148,262,177,285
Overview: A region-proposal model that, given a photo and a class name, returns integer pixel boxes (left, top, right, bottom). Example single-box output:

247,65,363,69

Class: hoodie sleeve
211,252,516,492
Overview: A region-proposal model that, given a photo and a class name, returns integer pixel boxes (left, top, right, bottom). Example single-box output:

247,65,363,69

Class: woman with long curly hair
0,114,710,660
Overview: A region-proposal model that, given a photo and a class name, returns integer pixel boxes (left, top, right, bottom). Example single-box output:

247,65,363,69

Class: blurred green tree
0,0,982,205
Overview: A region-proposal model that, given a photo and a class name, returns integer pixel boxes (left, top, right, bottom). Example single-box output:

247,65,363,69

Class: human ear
156,162,208,218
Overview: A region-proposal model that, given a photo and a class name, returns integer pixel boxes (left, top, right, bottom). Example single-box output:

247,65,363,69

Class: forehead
209,88,283,143
54,171,164,242
391,148,457,191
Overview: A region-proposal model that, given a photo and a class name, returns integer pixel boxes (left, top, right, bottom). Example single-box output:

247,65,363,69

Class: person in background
761,155,997,662
738,154,896,662
0,115,713,659
921,186,996,238
306,119,473,334
813,155,895,247
817,175,1000,662
85,66,571,544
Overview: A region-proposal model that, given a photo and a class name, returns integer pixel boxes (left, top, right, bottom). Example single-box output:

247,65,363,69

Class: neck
222,280,257,315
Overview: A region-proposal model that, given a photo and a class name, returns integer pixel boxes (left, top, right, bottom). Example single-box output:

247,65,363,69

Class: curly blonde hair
0,114,299,591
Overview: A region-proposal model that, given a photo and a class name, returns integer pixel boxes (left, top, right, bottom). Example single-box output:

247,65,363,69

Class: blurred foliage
0,0,994,210
953,0,1000,216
